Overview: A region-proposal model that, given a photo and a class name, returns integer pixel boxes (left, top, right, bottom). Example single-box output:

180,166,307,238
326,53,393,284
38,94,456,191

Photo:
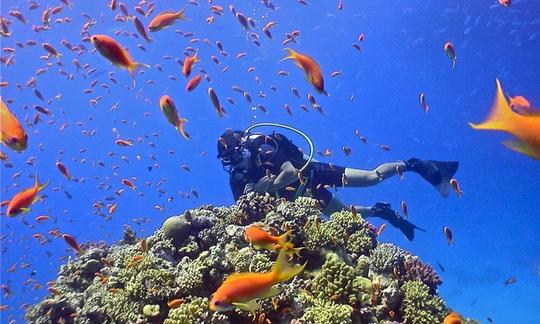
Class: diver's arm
267,161,299,192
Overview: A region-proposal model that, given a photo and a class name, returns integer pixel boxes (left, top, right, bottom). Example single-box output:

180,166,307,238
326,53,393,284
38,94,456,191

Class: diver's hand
243,183,255,194
254,176,275,193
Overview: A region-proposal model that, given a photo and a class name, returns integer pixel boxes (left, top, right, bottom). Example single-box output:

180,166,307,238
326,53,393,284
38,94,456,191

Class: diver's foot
371,202,425,241
405,158,459,198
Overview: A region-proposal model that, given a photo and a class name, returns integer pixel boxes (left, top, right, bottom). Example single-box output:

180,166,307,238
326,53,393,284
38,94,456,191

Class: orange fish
443,42,456,69
182,52,199,77
90,34,149,78
56,161,72,180
469,79,540,160
6,172,49,217
210,248,305,312
449,178,464,197
444,311,462,324
376,223,387,237
400,200,409,219
508,95,533,115
443,226,453,246
498,0,511,7
281,48,324,93
159,95,189,139
244,225,301,256
186,74,202,92
148,8,188,32
1,98,28,152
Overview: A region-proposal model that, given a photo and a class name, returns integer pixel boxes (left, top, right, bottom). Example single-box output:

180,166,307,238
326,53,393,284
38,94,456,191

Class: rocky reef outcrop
26,193,478,324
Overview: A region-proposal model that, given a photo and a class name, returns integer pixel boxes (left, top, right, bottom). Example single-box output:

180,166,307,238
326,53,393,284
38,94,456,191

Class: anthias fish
1,98,28,152
210,248,305,312
469,79,540,160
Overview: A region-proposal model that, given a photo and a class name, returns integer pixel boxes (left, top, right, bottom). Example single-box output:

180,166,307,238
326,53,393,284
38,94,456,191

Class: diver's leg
322,195,346,216
344,162,406,187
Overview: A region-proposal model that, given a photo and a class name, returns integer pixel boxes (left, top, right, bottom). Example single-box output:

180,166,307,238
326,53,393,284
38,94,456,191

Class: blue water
1,0,539,322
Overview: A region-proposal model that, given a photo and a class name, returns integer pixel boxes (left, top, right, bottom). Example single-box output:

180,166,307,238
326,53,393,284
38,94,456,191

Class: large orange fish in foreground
210,248,305,312
148,8,188,32
281,48,324,93
244,225,302,256
469,79,540,160
6,173,49,217
159,95,189,140
90,35,149,77
1,98,28,152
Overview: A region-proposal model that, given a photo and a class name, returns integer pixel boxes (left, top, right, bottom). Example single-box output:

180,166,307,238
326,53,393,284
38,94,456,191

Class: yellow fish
469,79,540,160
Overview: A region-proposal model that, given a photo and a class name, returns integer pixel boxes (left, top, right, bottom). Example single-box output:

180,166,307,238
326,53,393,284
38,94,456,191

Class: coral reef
25,192,474,323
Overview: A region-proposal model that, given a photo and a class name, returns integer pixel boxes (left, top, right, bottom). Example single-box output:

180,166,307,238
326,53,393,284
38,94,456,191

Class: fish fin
177,8,189,21
272,248,306,283
257,287,281,300
502,139,540,160
19,207,31,214
177,118,190,140
278,48,297,63
276,230,292,247
38,179,50,192
469,79,513,131
128,62,150,78
232,300,261,312
451,57,456,69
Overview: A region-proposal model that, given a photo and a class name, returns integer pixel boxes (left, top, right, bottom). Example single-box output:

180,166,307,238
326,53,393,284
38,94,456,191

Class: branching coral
369,243,410,276
402,256,443,294
400,280,446,324
311,253,357,304
234,191,275,224
164,297,230,324
301,297,353,324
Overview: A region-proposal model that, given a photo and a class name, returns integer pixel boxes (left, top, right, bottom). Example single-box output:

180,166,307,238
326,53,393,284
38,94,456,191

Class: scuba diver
217,123,459,241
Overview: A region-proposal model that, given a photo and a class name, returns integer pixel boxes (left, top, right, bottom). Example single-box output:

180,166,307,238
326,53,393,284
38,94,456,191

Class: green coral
228,246,273,273
400,280,446,324
300,294,353,324
164,297,229,324
312,253,357,304
304,210,375,257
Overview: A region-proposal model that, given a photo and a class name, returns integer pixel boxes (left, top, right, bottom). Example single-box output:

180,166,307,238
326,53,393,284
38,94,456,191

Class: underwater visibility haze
1,0,539,323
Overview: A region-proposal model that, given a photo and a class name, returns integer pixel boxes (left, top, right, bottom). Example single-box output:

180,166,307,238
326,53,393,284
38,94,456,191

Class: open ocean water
1,0,539,323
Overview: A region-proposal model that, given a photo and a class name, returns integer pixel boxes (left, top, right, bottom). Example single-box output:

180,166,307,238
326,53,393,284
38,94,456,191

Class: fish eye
10,137,18,144
214,301,220,306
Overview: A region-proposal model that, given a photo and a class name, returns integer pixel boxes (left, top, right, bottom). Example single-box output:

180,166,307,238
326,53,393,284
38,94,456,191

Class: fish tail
469,79,513,131
177,8,189,21
278,48,297,63
272,248,306,283
451,57,456,69
128,62,150,78
177,118,190,140
276,230,292,247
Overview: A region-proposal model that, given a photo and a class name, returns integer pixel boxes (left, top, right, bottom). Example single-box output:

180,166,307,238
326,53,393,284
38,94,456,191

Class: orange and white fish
148,8,188,32
498,0,511,7
281,48,324,93
182,52,199,77
90,35,149,78
6,172,49,217
469,79,540,160
159,95,189,139
244,225,301,256
449,178,464,197
443,226,453,246
1,98,28,152
443,42,456,69
209,248,305,312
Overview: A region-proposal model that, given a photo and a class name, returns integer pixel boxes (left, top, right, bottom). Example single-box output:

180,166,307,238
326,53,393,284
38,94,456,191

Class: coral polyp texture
26,193,477,323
